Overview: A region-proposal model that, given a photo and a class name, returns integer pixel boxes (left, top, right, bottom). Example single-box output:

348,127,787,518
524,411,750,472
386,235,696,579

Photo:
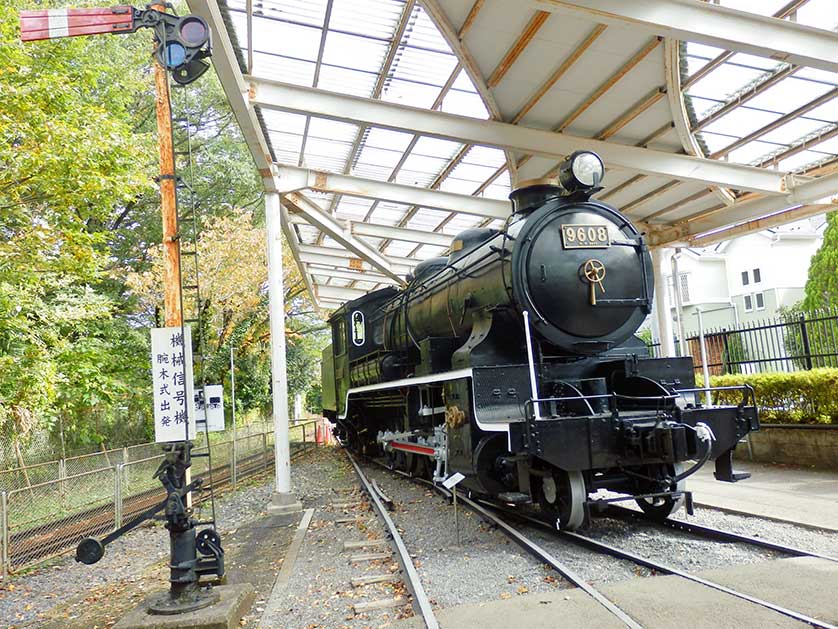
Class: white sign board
151,326,196,443
195,384,225,432
442,472,466,490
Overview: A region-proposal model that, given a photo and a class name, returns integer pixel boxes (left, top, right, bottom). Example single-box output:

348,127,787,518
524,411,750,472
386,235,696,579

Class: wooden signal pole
152,3,182,329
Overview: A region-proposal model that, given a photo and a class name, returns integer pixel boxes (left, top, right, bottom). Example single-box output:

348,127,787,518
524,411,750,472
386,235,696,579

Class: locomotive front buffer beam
510,394,758,486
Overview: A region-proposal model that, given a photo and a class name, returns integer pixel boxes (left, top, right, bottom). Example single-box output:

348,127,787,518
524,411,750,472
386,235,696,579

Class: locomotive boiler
321,150,758,530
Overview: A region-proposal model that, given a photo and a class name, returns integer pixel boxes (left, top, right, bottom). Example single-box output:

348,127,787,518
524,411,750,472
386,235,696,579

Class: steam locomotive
321,151,758,530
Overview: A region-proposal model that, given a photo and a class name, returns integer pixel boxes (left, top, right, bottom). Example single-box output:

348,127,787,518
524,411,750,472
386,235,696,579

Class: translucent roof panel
682,1,838,179
217,0,837,306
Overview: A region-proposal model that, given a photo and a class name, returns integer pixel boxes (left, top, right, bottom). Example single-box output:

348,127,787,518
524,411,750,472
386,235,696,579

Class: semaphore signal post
18,5,244,622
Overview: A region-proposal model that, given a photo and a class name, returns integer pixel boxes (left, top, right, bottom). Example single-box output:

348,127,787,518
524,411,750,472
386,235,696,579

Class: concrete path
690,461,838,531
394,557,838,628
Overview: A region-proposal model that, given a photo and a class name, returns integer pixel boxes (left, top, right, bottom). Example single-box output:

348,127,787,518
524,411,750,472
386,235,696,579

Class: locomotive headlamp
559,151,605,192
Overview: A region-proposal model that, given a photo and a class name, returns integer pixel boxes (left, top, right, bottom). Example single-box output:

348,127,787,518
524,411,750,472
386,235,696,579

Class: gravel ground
0,469,280,628
671,506,838,558
261,447,416,629
359,462,569,609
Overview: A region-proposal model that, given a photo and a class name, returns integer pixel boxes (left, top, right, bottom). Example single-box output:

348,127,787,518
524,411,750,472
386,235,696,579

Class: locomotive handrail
674,384,757,409
522,382,757,421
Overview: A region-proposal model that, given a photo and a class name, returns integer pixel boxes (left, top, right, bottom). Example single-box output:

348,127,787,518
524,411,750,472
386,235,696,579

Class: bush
698,368,838,424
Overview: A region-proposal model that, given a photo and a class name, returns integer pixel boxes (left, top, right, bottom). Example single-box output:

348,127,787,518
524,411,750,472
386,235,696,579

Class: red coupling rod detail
20,6,134,42
389,441,436,457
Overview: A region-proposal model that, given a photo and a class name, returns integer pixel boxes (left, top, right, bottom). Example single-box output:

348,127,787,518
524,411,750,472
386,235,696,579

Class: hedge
697,368,838,424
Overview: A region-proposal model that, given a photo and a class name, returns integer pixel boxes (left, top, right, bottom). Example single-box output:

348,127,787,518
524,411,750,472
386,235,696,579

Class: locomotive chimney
509,178,563,214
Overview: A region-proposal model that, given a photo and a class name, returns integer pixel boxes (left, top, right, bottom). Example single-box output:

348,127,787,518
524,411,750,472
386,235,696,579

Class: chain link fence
0,419,322,576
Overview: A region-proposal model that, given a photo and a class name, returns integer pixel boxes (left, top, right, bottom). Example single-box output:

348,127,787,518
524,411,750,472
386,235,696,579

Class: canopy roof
186,0,838,308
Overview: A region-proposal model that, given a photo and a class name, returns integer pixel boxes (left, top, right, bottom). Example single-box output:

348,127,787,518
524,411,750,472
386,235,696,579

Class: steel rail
479,501,836,629
605,504,838,563
561,529,838,629
366,457,643,629
344,451,439,629
446,488,643,629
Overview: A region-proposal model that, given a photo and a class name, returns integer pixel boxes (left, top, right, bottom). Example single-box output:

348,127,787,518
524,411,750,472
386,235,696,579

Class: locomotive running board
339,368,510,438
338,368,474,420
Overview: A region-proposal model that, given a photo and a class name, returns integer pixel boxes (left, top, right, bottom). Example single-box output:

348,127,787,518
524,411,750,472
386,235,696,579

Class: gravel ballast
0,465,283,627
4,444,837,628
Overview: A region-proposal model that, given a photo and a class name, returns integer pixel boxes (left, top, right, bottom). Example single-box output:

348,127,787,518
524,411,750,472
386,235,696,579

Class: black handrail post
800,313,814,370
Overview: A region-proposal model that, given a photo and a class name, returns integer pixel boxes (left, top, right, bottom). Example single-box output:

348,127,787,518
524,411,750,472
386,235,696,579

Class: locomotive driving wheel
539,469,586,530
635,463,686,521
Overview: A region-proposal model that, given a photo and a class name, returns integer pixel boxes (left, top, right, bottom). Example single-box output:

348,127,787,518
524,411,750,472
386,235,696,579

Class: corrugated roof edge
218,0,278,163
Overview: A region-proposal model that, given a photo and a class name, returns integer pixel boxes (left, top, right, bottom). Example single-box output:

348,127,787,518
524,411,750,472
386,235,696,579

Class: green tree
803,211,838,310
0,0,156,457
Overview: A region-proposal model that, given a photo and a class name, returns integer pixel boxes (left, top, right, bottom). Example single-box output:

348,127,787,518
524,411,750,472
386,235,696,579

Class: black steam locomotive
321,151,758,530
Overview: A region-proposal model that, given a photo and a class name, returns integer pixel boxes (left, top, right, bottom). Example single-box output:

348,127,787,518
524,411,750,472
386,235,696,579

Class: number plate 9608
560,224,610,249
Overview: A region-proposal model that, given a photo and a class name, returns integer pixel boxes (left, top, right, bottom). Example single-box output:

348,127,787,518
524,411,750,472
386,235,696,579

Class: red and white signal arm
20,6,135,41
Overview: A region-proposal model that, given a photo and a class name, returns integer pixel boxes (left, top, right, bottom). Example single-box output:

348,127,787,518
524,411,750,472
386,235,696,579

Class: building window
753,268,762,283
744,294,753,312
667,273,690,304
741,270,749,286
333,318,346,356
755,292,765,310
679,273,690,303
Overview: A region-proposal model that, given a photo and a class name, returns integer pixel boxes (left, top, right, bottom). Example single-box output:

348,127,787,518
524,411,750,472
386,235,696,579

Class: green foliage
803,211,838,310
778,303,838,369
721,331,747,374
704,368,838,424
0,0,328,462
305,382,323,414
0,1,156,453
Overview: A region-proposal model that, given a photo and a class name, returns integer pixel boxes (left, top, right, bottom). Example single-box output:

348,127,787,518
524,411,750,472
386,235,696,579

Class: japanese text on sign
151,327,196,443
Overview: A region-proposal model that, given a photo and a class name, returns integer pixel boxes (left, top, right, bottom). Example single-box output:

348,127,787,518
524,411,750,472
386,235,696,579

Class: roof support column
265,191,302,514
651,247,676,358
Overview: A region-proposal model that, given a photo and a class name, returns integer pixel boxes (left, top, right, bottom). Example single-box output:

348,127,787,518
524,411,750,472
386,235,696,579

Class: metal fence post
231,435,237,491
800,313,814,369
58,458,67,508
114,464,123,531
262,431,268,474
1,491,8,579
721,329,731,375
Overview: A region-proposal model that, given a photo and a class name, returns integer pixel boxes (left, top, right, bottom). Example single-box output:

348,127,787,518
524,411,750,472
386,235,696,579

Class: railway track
344,450,440,629
363,453,838,629
479,498,838,629
7,443,314,572
361,455,642,628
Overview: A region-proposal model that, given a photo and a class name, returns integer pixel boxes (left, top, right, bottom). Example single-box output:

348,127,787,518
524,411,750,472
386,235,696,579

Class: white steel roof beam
532,0,838,73
650,170,838,245
297,248,417,277
282,192,405,285
288,214,455,247
250,78,787,194
307,267,403,286
317,285,370,302
273,164,509,219
352,222,453,247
